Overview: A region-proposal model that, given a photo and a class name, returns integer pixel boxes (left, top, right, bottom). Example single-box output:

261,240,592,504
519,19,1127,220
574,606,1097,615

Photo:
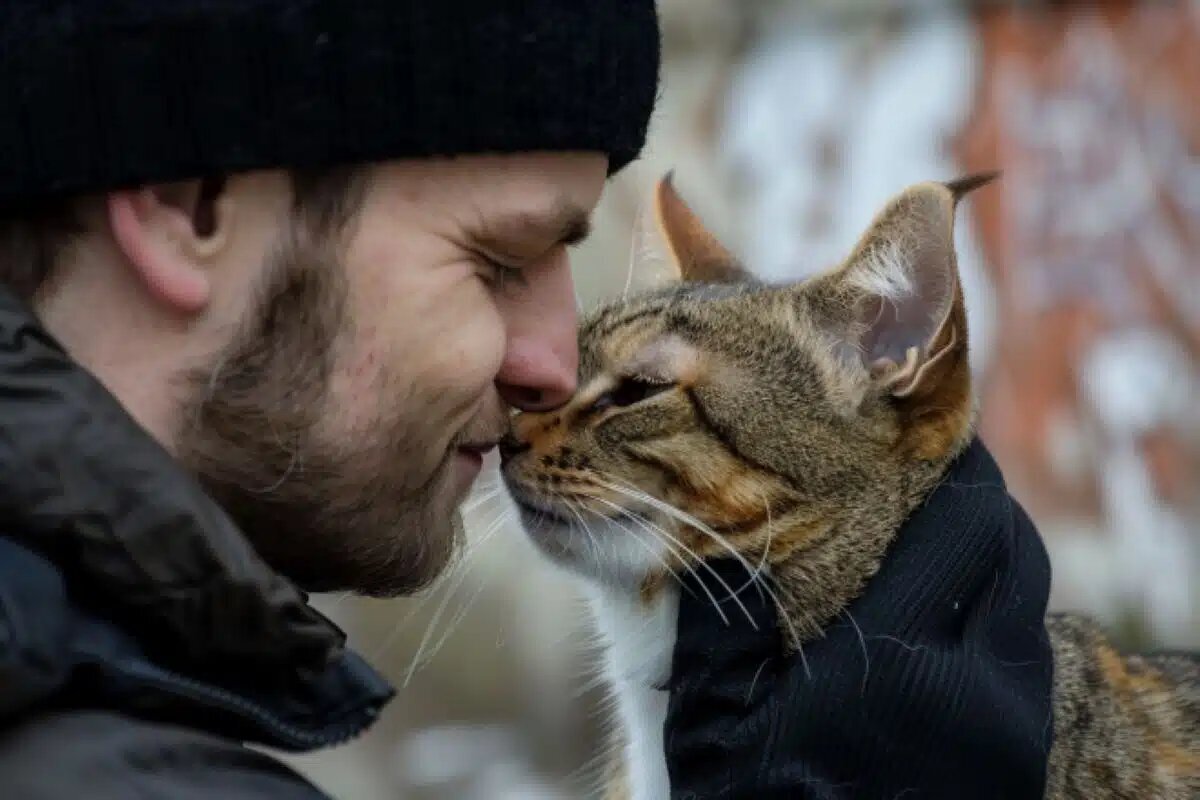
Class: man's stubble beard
176,230,462,597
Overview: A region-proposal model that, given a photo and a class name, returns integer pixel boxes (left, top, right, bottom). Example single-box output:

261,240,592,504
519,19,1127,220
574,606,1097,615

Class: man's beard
176,231,461,597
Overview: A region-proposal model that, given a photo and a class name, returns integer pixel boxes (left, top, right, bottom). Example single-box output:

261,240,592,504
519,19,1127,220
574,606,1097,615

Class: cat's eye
591,376,673,413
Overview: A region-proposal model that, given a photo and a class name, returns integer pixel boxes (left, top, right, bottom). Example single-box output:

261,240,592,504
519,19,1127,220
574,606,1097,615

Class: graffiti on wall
959,4,1199,645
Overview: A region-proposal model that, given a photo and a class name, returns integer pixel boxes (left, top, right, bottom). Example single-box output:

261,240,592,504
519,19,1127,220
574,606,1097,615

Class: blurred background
284,1,1200,797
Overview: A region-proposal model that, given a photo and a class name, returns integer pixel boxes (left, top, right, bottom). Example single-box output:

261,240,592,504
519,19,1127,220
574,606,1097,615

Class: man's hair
0,166,366,305
0,199,81,303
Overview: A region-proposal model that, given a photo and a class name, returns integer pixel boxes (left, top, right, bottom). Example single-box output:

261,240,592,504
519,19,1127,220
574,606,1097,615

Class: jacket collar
0,287,359,687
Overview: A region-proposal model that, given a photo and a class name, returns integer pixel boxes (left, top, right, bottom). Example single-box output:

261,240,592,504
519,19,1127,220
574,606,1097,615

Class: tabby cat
500,174,1200,799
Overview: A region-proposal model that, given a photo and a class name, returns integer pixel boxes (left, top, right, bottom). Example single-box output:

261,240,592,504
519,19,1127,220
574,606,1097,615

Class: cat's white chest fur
587,583,680,800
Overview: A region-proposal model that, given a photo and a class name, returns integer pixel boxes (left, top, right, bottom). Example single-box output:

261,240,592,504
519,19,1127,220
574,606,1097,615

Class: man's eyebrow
474,198,593,253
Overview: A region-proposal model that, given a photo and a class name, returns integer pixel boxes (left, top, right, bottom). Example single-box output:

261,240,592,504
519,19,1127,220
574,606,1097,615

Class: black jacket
0,288,393,798
666,439,1057,798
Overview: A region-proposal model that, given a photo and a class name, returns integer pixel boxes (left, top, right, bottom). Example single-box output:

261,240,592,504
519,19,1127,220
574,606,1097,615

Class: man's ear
810,173,996,401
106,176,231,314
624,172,748,296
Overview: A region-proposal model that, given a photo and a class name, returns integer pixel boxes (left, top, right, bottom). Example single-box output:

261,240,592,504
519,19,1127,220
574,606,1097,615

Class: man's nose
495,253,579,412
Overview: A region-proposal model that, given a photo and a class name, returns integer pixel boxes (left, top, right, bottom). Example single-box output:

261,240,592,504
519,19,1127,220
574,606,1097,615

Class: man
0,2,657,797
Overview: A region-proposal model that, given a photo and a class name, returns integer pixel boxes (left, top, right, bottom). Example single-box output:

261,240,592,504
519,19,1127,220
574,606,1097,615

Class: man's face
178,152,606,596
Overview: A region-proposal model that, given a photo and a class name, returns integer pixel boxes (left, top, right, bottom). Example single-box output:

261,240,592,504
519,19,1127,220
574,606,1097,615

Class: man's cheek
326,334,394,425
451,308,507,388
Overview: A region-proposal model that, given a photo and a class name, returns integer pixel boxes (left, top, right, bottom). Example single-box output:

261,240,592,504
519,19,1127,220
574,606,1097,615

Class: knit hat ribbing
0,1,661,205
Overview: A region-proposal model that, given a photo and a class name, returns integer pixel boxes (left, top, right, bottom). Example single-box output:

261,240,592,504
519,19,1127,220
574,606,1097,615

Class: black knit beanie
0,2,661,206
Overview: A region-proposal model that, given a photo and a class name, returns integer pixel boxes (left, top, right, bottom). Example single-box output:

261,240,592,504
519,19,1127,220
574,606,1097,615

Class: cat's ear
625,173,747,295
817,173,996,400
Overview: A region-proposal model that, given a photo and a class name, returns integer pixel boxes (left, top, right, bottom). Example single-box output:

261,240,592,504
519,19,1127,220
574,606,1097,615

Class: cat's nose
498,433,530,463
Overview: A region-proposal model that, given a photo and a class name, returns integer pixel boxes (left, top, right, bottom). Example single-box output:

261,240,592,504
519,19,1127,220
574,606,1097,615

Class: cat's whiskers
591,477,768,628
595,476,811,673
422,498,516,659
562,499,608,569
368,503,507,661
460,485,502,514
560,496,603,566
398,537,488,683
402,530,502,684
732,490,776,598
595,474,761,582
589,495,739,627
577,499,686,591
421,574,491,670
399,506,513,685
843,608,870,696
739,497,809,675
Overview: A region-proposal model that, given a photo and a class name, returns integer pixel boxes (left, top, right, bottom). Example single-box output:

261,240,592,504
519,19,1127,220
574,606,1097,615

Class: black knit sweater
666,439,1056,799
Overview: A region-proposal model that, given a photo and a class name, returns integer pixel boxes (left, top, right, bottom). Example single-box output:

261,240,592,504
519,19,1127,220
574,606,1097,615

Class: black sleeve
664,440,1057,800
0,710,331,800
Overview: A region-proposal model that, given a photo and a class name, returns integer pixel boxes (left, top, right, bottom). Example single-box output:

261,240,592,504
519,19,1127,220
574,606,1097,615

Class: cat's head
501,174,991,597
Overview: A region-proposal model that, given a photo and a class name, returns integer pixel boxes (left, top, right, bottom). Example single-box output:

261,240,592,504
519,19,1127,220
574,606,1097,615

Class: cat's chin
509,496,664,591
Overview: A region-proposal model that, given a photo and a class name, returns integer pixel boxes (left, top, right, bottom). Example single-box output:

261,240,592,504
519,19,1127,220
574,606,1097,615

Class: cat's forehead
578,282,761,378
582,282,756,337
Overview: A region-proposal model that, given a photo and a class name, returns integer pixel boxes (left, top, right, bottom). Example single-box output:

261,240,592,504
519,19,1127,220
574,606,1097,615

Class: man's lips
456,441,500,468
457,441,499,456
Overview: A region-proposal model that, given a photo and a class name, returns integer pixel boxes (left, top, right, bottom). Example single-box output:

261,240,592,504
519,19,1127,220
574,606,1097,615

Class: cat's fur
501,175,1200,799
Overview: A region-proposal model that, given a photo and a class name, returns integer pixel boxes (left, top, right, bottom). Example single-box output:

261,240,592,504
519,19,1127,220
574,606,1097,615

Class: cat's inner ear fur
821,173,995,399
626,172,748,293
